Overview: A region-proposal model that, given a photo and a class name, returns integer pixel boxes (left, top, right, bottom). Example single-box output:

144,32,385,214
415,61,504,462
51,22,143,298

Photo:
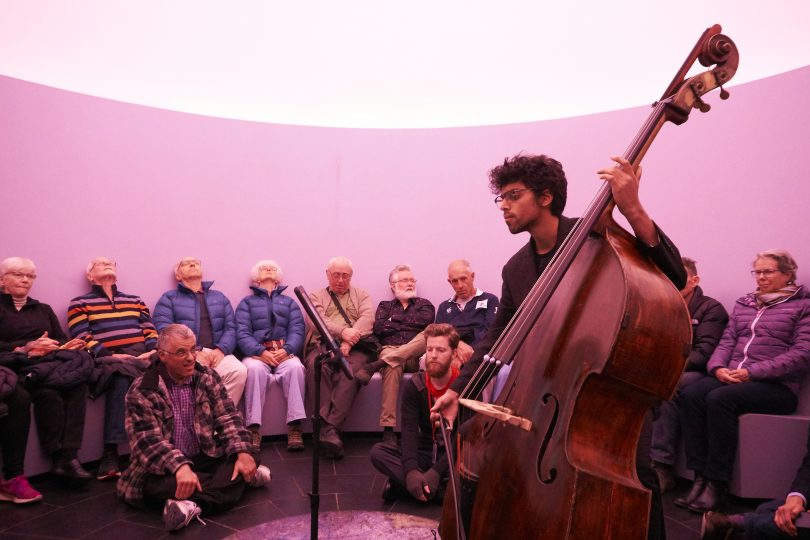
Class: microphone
294,286,353,380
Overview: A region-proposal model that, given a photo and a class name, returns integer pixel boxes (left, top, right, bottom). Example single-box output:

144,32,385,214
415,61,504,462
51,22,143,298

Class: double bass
440,25,739,539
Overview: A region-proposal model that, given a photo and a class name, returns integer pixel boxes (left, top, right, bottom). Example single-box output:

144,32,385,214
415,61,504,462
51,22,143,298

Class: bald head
447,259,476,300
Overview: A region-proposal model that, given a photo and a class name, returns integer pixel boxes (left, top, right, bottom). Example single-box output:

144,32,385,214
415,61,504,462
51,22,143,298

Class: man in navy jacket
153,257,247,407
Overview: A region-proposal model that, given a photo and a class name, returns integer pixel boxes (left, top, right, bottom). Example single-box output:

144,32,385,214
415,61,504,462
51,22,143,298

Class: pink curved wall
1,66,809,325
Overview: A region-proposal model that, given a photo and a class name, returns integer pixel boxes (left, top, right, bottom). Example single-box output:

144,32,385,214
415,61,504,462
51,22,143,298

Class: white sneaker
163,499,205,531
249,465,272,488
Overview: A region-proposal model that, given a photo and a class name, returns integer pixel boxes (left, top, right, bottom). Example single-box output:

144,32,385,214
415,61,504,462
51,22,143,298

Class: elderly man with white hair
236,260,306,452
153,257,247,407
0,257,93,486
68,257,158,481
368,264,434,445
304,256,376,458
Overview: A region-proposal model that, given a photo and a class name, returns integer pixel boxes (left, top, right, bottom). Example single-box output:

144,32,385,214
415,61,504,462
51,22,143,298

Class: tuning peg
694,95,711,113
719,86,730,100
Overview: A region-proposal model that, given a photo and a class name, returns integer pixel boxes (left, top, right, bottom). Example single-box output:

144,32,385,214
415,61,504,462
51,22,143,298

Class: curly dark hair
489,154,567,217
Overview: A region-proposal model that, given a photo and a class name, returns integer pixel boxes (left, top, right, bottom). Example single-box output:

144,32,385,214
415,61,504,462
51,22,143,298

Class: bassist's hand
430,389,459,428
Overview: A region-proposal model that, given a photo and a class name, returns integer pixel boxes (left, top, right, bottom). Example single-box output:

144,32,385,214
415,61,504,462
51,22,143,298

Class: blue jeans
104,373,132,445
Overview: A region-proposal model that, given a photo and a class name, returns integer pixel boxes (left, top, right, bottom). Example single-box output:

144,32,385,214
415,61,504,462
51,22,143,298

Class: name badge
476,299,488,310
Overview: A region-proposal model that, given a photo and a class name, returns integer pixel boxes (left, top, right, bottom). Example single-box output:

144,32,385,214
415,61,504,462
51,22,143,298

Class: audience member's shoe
249,426,261,451
700,511,735,540
0,475,43,504
381,478,400,502
674,475,706,508
354,360,385,386
287,424,304,452
652,461,676,493
382,429,398,447
163,499,205,531
249,465,272,488
689,480,726,513
96,450,121,481
52,458,93,480
319,424,344,458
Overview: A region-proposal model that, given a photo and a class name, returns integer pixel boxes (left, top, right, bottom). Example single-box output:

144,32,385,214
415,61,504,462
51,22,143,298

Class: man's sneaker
96,451,121,481
0,476,43,504
163,499,205,531
287,425,304,452
249,465,272,488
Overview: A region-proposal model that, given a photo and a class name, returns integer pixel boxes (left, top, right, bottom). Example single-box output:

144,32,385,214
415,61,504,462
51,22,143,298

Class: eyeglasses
160,345,203,358
5,271,37,280
92,260,116,269
259,265,277,272
494,188,530,205
329,272,352,281
751,269,781,277
393,278,417,284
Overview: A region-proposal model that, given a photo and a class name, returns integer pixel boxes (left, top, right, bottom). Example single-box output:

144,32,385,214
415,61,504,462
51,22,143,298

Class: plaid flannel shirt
116,358,251,505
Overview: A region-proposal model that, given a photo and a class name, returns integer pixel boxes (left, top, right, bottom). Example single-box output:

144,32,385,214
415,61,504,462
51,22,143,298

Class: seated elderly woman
676,249,810,513
0,257,94,483
236,260,306,452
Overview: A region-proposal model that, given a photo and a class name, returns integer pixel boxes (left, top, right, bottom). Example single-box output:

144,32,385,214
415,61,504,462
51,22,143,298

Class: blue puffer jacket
707,285,810,394
153,281,237,355
235,285,305,358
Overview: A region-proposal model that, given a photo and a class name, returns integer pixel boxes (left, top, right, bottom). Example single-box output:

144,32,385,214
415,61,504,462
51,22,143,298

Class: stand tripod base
225,511,438,539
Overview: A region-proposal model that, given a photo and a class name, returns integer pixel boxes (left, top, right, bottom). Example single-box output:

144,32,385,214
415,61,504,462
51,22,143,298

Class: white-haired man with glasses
153,257,247,407
236,260,307,452
68,257,158,481
304,256,377,458
118,324,270,532
365,264,434,446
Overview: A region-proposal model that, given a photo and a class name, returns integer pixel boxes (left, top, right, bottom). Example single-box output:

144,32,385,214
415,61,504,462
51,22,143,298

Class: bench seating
15,372,401,477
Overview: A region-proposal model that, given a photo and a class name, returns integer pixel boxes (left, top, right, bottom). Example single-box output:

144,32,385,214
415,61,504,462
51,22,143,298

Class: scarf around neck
755,284,799,308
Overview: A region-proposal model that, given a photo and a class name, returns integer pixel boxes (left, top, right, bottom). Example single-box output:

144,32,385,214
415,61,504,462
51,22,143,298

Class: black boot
689,480,726,513
674,474,706,508
652,461,676,493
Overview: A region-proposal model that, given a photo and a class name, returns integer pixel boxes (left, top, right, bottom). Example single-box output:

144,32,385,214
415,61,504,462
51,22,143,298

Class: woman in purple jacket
676,250,810,513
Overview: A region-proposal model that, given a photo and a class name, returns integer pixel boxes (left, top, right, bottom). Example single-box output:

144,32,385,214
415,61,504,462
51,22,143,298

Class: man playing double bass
430,153,687,540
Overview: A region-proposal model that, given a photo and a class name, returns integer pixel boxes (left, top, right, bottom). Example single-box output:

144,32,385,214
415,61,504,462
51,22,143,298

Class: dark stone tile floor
0,435,762,539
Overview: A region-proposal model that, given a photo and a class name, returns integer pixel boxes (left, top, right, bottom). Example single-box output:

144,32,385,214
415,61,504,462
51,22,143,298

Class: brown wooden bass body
448,217,690,539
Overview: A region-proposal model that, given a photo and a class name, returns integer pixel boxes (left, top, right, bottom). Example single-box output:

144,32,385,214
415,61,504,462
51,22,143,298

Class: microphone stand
293,286,353,540
309,346,333,540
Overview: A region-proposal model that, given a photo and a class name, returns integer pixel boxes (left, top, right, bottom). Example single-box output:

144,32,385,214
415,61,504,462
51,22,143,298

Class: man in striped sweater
68,256,158,481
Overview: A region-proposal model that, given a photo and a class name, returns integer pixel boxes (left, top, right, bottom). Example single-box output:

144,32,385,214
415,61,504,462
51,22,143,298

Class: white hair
388,264,413,284
86,256,110,275
0,257,35,276
250,259,283,283
447,259,473,273
327,256,353,272
158,323,196,349
173,256,201,278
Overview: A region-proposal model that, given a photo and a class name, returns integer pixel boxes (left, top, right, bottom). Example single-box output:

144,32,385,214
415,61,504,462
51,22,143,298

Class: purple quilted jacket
707,285,810,394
